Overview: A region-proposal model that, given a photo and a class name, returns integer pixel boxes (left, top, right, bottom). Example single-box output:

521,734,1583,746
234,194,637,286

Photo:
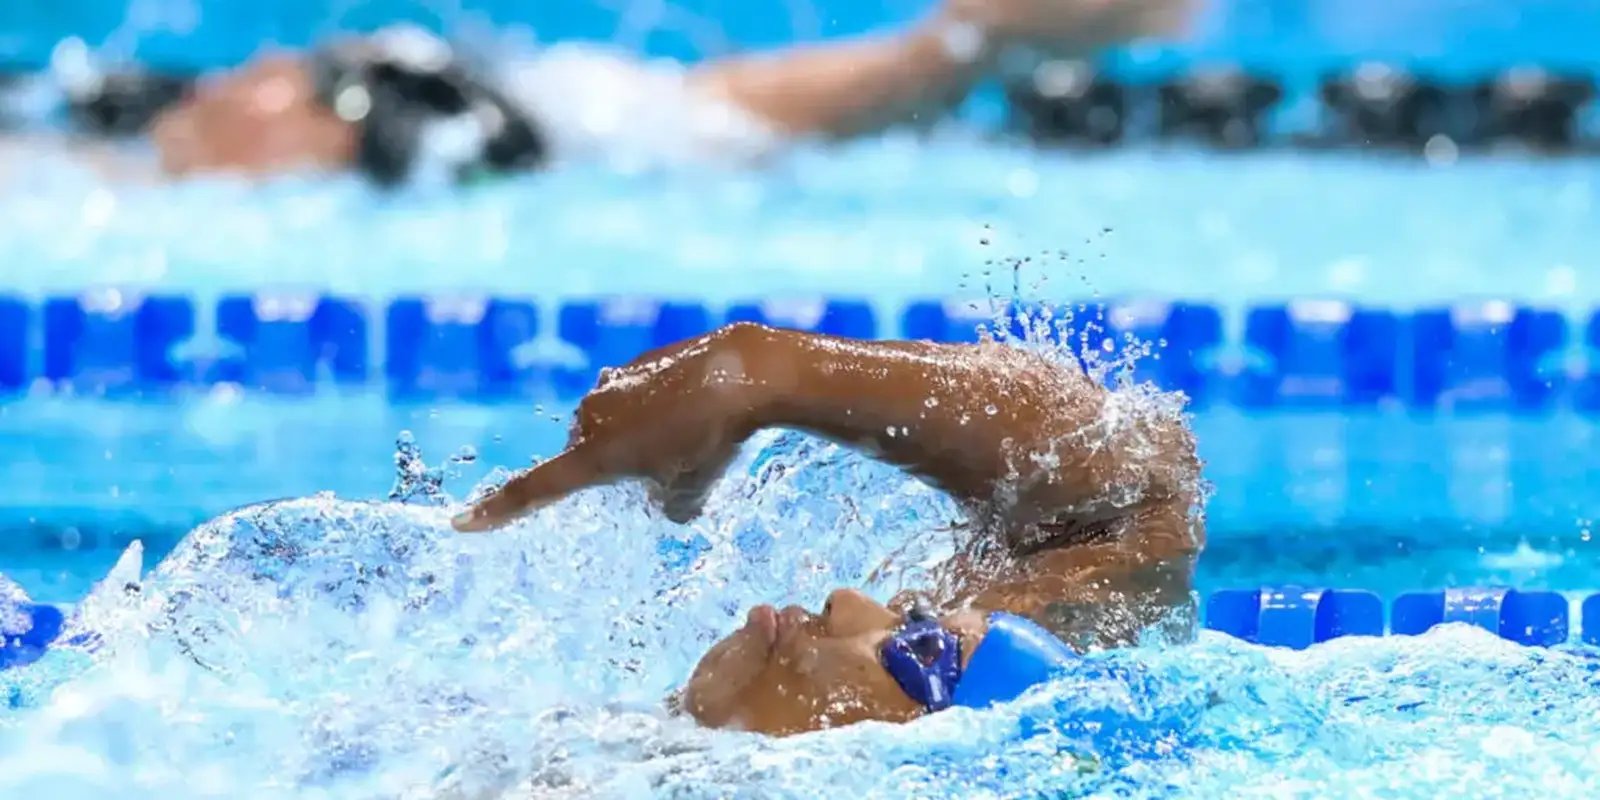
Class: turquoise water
2,143,1600,796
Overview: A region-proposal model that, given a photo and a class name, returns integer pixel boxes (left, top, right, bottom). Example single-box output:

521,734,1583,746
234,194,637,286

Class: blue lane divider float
1238,302,1400,408
2,586,1599,673
386,296,539,399
1584,595,1600,646
902,299,995,344
1391,588,1569,647
1204,586,1577,650
43,291,194,394
1576,312,1600,412
1,603,63,671
1205,587,1384,648
214,294,367,393
1113,301,1225,406
1410,304,1567,411
0,295,25,392
3,294,1599,408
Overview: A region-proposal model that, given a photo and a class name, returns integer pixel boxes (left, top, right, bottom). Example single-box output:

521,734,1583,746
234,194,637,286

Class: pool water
1,142,1599,797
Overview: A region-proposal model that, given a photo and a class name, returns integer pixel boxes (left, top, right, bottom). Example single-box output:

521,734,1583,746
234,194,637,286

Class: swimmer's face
680,589,984,736
151,55,356,176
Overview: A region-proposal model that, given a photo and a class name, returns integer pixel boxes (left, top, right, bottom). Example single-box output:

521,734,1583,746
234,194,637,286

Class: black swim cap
310,27,548,187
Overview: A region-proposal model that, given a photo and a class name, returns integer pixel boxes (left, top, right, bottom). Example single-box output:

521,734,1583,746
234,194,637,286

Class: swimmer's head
679,589,988,735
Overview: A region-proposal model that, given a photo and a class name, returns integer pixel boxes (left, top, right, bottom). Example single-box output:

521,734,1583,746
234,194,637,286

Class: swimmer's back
493,44,781,168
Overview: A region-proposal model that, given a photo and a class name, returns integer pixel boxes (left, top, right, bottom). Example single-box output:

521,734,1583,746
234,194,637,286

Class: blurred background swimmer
33,0,1192,185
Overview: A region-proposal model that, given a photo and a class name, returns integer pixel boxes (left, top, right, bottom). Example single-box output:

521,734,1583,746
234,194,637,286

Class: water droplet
885,426,898,438
923,397,939,408
984,404,999,416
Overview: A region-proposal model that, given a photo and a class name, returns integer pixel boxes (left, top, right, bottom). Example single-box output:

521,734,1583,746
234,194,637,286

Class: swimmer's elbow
1153,418,1203,505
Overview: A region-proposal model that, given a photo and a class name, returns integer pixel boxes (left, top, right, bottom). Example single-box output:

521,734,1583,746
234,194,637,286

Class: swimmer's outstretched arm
454,323,1198,547
691,0,1193,139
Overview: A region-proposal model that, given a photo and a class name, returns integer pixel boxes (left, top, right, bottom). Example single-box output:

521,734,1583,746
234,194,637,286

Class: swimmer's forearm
732,325,1039,499
689,15,993,139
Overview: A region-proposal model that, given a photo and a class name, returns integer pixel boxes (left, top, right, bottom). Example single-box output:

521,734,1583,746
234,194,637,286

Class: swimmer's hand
453,326,770,532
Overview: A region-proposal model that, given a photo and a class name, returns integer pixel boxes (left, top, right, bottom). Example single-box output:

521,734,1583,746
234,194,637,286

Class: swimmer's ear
451,448,601,532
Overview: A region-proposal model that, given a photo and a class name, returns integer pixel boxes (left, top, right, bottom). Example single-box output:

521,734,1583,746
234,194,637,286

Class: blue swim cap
879,610,1078,713
952,612,1079,709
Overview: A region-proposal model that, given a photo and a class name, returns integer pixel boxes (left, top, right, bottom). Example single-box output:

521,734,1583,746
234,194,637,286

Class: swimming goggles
879,602,1080,712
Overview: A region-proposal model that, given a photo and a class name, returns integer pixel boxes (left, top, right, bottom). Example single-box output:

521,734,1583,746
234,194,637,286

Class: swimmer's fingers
451,448,604,532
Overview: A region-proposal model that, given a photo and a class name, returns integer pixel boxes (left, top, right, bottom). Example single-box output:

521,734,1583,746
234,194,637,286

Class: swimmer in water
36,0,1191,184
454,323,1203,735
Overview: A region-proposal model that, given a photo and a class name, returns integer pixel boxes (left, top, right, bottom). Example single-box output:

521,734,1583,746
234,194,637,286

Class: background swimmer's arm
455,323,1198,540
688,10,994,140
689,0,1192,140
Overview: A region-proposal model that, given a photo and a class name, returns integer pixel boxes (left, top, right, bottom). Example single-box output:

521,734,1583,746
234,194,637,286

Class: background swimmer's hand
453,325,772,532
946,0,1196,56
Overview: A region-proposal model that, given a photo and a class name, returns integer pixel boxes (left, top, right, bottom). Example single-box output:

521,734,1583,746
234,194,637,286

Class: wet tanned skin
455,323,1204,735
